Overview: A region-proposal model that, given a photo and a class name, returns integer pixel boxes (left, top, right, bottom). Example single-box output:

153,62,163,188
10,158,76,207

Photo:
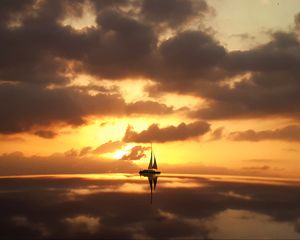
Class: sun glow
112,144,135,160
113,150,128,159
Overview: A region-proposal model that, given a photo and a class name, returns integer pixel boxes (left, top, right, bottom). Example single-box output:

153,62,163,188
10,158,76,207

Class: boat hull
139,169,161,175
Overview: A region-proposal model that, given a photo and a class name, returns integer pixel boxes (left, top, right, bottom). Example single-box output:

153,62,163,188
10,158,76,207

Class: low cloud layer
0,151,138,176
229,125,300,142
123,121,210,143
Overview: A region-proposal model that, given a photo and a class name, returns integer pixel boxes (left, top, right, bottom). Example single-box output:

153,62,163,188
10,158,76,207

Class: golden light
112,144,135,160
113,150,128,160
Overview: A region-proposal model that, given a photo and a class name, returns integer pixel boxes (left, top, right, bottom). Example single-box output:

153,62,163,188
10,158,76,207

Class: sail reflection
140,172,159,204
148,174,158,204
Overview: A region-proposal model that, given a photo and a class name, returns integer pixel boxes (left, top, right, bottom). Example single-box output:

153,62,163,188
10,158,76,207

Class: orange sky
0,0,300,178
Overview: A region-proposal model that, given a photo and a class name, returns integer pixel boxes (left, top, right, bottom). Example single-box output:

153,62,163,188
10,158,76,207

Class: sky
0,0,300,178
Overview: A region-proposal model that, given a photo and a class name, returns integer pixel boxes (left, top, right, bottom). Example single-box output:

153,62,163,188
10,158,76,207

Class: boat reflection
140,172,159,204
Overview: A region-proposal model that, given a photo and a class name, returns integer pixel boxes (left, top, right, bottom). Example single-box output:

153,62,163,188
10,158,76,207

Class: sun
113,150,128,160
112,144,135,160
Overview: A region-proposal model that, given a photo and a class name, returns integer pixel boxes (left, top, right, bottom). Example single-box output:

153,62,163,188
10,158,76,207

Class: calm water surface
0,173,300,239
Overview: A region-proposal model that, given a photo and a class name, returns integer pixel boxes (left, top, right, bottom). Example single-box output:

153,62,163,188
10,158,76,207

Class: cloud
34,130,58,139
0,0,157,84
229,125,300,142
120,145,149,160
77,141,149,160
242,165,271,171
63,215,100,235
190,30,300,120
0,0,81,84
0,83,174,136
0,151,138,176
225,32,300,73
294,12,300,31
93,141,124,154
1,0,300,125
126,101,173,115
141,0,209,27
230,33,256,41
155,31,227,89
11,216,48,237
0,83,122,134
72,141,151,160
123,121,210,143
79,146,93,157
209,127,224,141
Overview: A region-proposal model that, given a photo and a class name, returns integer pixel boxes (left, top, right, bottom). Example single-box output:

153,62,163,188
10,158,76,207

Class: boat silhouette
139,144,161,175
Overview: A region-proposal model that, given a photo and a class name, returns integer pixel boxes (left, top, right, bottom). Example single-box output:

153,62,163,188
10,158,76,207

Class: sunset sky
1,0,300,178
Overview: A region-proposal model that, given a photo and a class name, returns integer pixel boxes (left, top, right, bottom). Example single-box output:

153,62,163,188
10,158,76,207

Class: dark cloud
226,32,300,72
160,31,225,69
0,0,35,26
1,0,300,125
0,0,213,85
126,101,173,115
190,30,300,120
0,0,156,84
209,127,224,141
0,83,174,135
141,0,209,27
148,28,300,121
120,145,149,160
0,83,122,134
34,130,58,139
123,121,210,143
0,0,87,84
157,31,227,84
294,12,300,31
82,9,156,79
92,0,133,11
229,125,300,142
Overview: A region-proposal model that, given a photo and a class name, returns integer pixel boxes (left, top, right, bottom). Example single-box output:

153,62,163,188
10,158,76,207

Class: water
0,173,300,239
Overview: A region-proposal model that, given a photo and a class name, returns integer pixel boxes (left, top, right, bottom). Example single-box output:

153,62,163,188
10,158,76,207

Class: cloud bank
123,121,210,143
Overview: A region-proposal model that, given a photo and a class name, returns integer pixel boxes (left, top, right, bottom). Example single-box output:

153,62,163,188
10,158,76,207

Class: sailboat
139,144,161,175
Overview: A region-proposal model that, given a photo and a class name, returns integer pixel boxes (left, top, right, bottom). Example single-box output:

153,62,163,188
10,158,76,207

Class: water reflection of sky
0,174,300,239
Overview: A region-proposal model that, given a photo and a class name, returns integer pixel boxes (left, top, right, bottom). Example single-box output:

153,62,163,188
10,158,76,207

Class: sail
152,154,157,169
148,150,153,169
